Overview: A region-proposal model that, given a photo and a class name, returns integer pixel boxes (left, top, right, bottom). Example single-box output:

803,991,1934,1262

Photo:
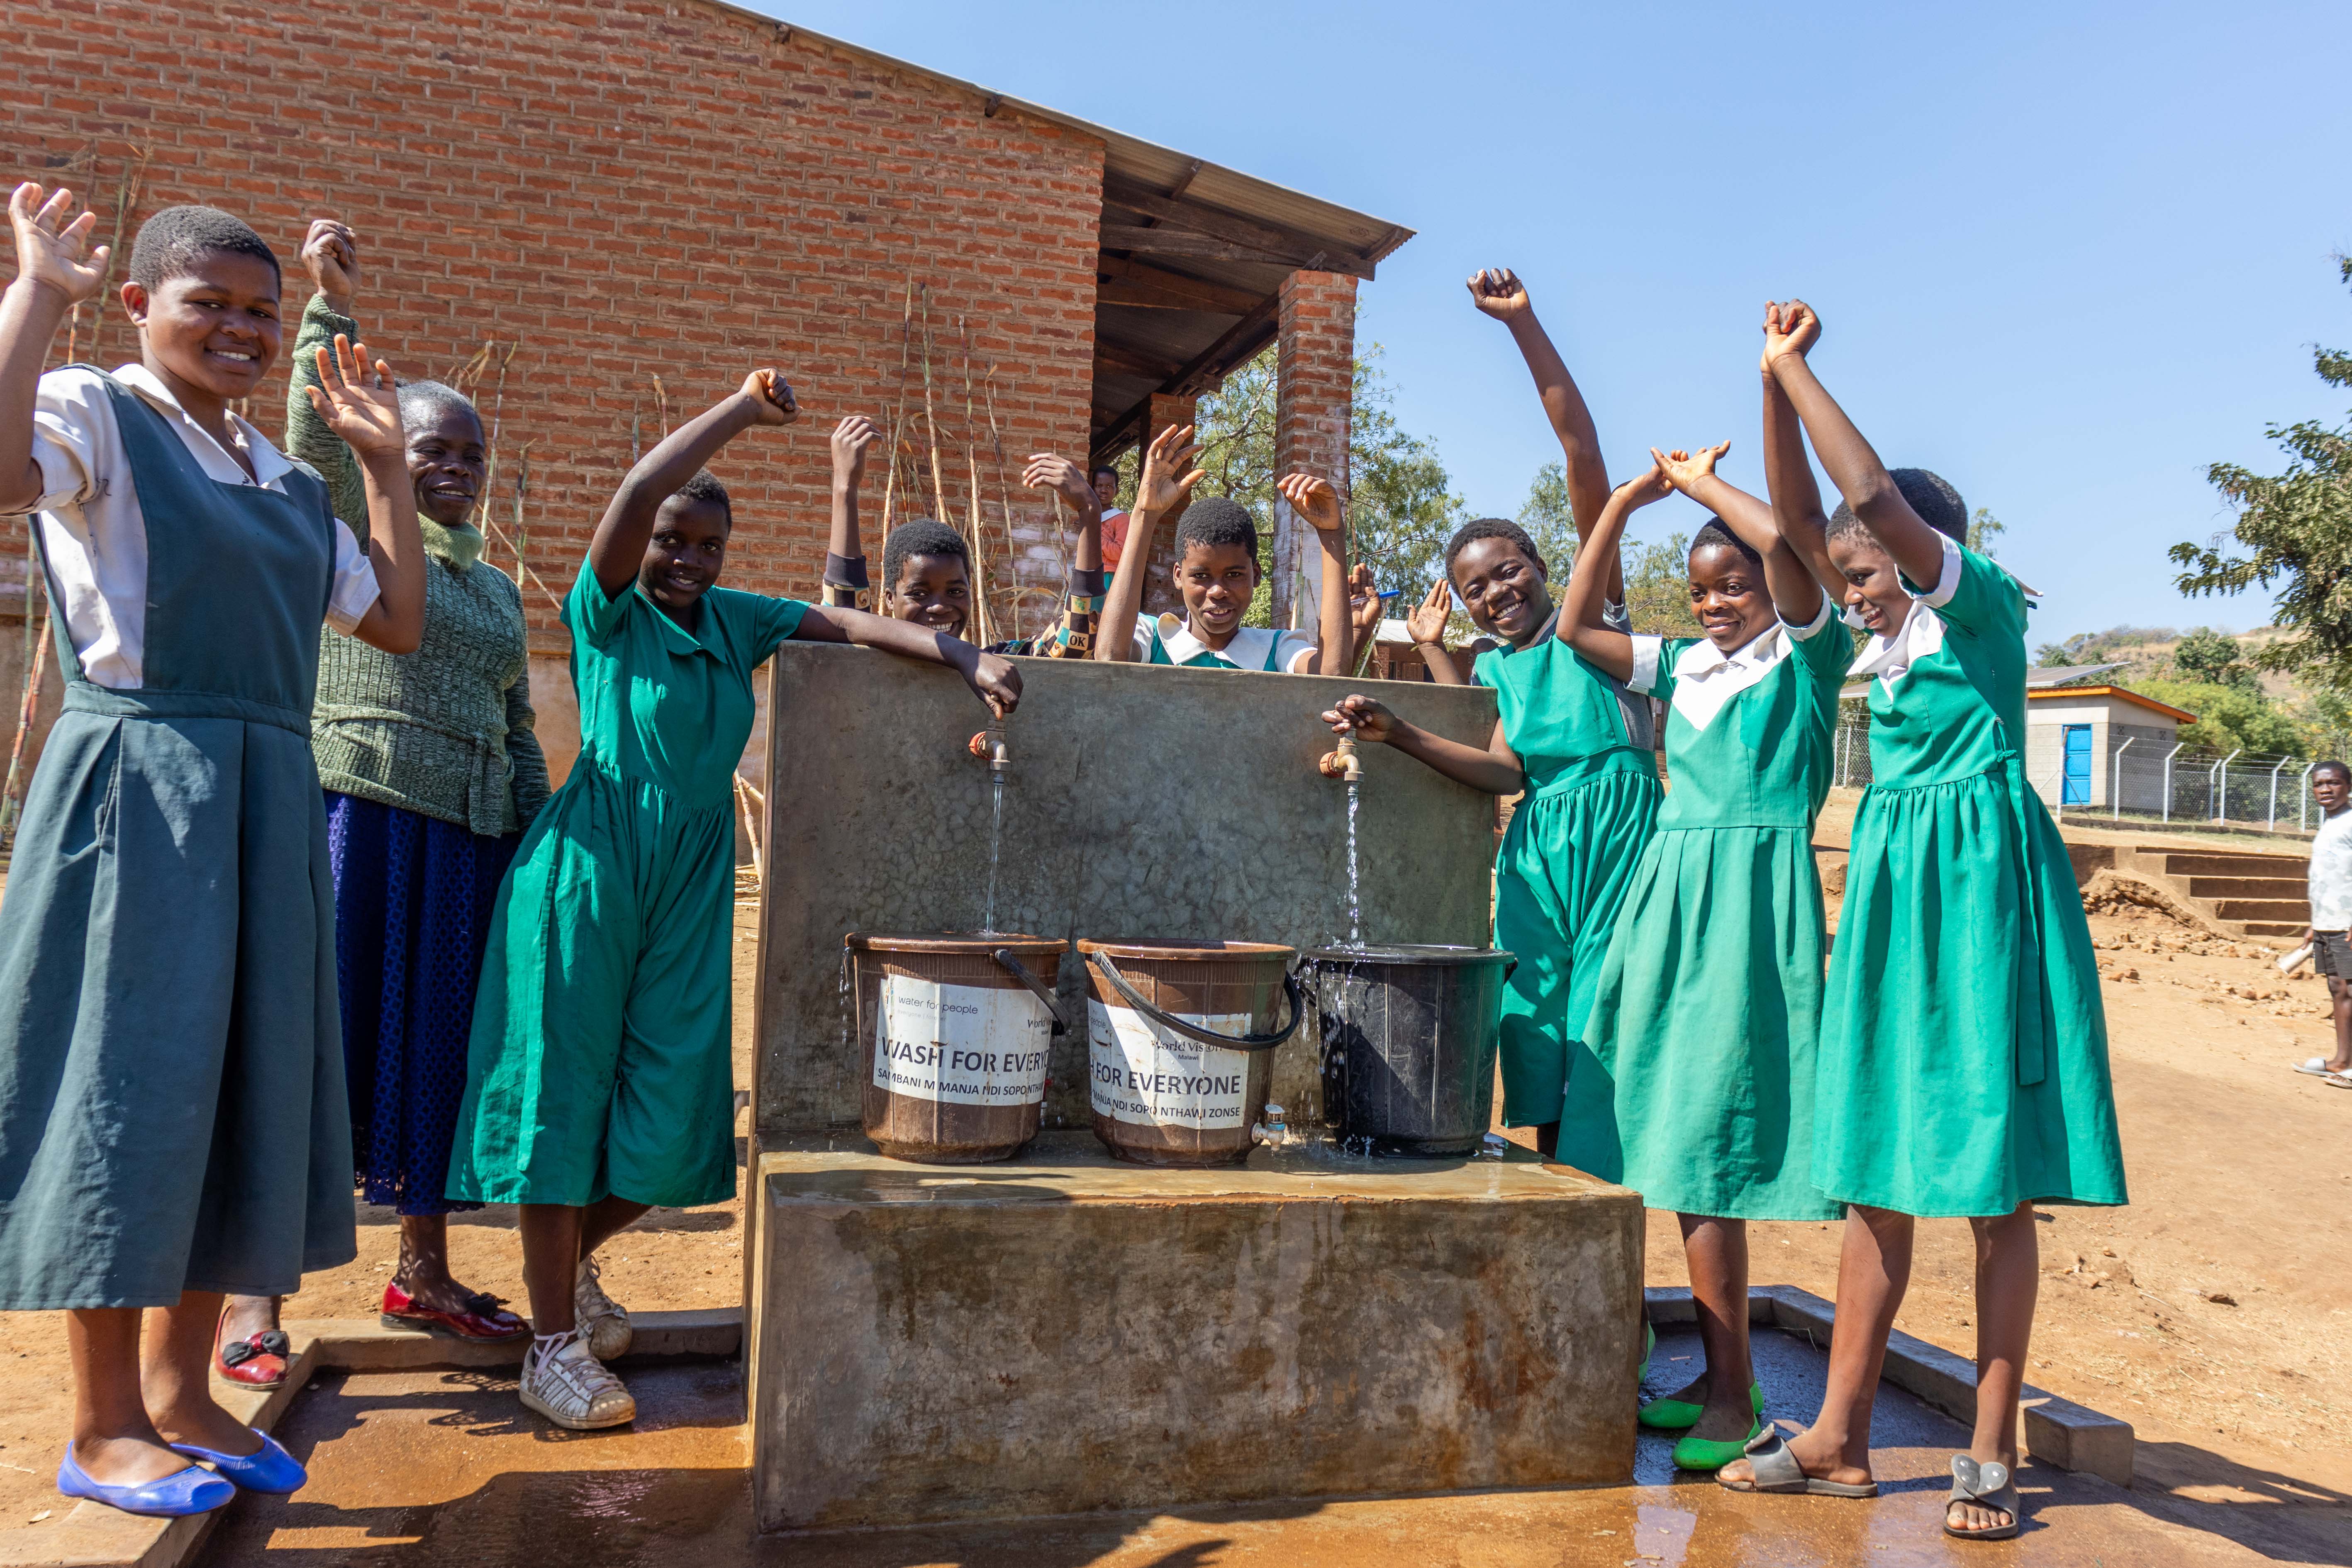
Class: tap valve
1318,733,1362,782
969,727,1010,773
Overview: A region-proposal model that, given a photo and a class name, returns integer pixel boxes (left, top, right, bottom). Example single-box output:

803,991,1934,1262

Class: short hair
2314,759,2351,783
672,469,732,529
1175,495,1257,558
394,380,482,440
884,518,969,591
127,205,280,291
1089,463,1119,484
1690,517,1762,567
1445,517,1544,577
1826,467,1967,546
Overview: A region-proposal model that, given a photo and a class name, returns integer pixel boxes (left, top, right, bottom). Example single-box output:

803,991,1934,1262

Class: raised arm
1763,300,1946,588
790,602,1022,718
1404,576,1464,685
0,184,109,515
1278,472,1353,675
283,218,370,534
1654,441,1823,626
308,334,427,654
1468,267,1623,602
821,414,878,608
1557,462,1673,680
1758,308,1841,600
1021,451,1103,657
590,368,797,602
1095,422,1202,662
1323,694,1521,796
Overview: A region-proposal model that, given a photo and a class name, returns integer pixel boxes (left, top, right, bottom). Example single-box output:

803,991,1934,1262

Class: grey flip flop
1716,1426,1879,1497
1945,1454,2021,1541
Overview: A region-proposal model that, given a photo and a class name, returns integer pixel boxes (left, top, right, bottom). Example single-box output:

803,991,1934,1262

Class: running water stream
1344,778,1362,948
981,770,1006,935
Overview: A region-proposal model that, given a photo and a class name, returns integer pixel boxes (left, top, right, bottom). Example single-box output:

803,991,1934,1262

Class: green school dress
447,565,806,1209
1580,605,1852,1221
1136,614,1312,671
1472,614,1661,1132
1813,539,2126,1217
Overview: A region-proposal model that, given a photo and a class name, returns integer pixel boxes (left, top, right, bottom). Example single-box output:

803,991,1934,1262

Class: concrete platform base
749,1133,1643,1531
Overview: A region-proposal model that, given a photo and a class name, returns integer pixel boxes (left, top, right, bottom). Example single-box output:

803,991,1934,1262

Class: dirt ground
2,811,2349,1546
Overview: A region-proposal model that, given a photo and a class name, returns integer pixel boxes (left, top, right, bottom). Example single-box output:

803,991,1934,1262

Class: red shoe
214,1317,290,1389
380,1280,529,1342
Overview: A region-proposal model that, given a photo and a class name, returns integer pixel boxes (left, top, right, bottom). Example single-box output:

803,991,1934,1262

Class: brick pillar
1273,271,1357,629
1139,391,1198,617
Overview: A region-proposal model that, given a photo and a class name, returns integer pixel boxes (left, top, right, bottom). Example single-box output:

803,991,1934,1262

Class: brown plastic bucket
1078,939,1302,1167
846,932,1069,1163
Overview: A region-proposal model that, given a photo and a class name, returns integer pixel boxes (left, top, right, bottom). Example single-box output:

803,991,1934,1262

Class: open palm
8,184,108,306
304,334,405,461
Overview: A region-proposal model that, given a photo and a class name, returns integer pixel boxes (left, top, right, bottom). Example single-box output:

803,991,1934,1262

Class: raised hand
1652,441,1731,495
303,334,405,461
301,218,357,307
1348,563,1383,640
1406,577,1453,646
1321,693,1399,744
1136,422,1206,514
966,651,1022,718
7,184,107,306
1022,451,1099,515
741,367,799,427
1465,267,1532,324
1616,457,1676,510
831,414,878,485
1277,472,1344,532
1761,300,1821,372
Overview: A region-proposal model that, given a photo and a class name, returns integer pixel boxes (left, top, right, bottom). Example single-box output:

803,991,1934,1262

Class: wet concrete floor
197,1330,2267,1568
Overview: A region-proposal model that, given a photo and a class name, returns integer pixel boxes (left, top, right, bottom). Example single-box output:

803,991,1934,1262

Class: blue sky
752,1,2352,648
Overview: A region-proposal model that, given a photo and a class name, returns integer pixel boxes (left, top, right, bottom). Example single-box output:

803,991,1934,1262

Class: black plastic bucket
1300,945,1515,1156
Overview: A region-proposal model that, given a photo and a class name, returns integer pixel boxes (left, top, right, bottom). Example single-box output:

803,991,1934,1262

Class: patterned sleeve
1031,566,1105,660
283,294,371,539
1783,593,1857,684
502,639,551,828
1908,534,2020,642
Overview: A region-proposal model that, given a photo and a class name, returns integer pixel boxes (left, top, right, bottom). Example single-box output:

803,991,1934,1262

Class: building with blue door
2023,684,2197,812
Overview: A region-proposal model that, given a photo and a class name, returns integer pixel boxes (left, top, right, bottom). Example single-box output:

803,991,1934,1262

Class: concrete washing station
745,644,1643,1533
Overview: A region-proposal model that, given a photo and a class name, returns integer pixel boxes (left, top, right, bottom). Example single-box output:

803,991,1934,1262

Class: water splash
981,770,1006,936
1343,778,1362,948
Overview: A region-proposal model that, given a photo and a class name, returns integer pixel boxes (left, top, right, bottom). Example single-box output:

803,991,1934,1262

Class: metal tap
1318,733,1361,782
968,727,1010,773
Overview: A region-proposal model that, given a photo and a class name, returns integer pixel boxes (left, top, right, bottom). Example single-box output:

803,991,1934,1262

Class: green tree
1967,507,2005,558
2172,256,2352,689
2135,677,2309,755
1516,460,1700,636
1348,345,1466,593
2171,627,2260,693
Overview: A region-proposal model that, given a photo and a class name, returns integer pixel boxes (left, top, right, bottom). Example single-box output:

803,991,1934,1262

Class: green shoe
1637,1381,1765,1431
1672,1418,1765,1473
1638,1323,1655,1384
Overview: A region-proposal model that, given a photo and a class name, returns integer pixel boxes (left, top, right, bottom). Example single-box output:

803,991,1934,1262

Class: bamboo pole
878,275,916,569
954,315,993,646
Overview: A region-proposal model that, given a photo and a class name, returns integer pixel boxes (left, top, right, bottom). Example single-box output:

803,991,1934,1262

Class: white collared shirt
1628,594,1837,732
2311,809,2352,932
1844,534,1965,692
1133,613,1317,672
10,363,381,689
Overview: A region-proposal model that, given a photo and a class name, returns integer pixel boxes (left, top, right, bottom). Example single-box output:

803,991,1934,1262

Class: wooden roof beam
1103,182,1378,279
1095,256,1262,315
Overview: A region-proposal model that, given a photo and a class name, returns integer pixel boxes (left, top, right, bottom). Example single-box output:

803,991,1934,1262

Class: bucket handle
990,948,1068,1037
1087,950,1302,1052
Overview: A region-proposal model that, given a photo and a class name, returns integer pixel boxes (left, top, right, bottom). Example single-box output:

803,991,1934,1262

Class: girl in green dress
1716,302,2125,1541
1562,443,1853,1474
447,370,1021,1432
1327,268,1661,1158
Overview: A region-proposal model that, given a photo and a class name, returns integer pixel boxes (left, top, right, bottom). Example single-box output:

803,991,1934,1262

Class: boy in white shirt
2298,758,2352,1085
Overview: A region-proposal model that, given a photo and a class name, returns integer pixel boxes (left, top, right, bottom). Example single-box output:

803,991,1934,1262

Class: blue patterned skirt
326,792,520,1217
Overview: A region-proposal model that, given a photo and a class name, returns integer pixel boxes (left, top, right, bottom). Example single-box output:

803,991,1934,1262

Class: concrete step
2184,875,2310,900
2145,850,2309,877
2209,898,2312,921
2244,922,2307,937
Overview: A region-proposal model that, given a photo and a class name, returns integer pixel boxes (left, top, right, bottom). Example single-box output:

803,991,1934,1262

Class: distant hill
2034,625,2306,702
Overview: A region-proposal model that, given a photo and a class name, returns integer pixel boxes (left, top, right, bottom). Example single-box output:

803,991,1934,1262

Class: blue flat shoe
56,1449,235,1516
169,1429,306,1494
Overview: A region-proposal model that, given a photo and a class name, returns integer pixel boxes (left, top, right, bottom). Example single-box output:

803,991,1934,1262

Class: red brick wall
2,1,1105,645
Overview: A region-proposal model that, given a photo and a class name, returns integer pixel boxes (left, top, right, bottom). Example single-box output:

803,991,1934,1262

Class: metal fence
1829,723,2345,839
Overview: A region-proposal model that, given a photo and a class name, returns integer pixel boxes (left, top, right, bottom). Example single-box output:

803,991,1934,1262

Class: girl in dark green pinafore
0,191,427,1516
1715,302,2126,1544
1562,442,1852,1475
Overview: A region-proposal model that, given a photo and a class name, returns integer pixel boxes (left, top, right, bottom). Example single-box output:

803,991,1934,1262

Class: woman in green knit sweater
215,219,543,1383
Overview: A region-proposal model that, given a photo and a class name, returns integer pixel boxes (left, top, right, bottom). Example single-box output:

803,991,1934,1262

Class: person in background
818,414,879,608
2296,758,2352,1085
1092,461,1129,571
212,218,544,1394
0,185,427,1515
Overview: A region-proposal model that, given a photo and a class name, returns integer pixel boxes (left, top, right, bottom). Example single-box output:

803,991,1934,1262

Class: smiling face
123,254,283,412
1687,541,1779,653
1448,536,1550,647
1092,470,1120,511
890,554,972,638
1176,540,1258,648
639,493,729,620
1826,532,1916,639
407,405,488,529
